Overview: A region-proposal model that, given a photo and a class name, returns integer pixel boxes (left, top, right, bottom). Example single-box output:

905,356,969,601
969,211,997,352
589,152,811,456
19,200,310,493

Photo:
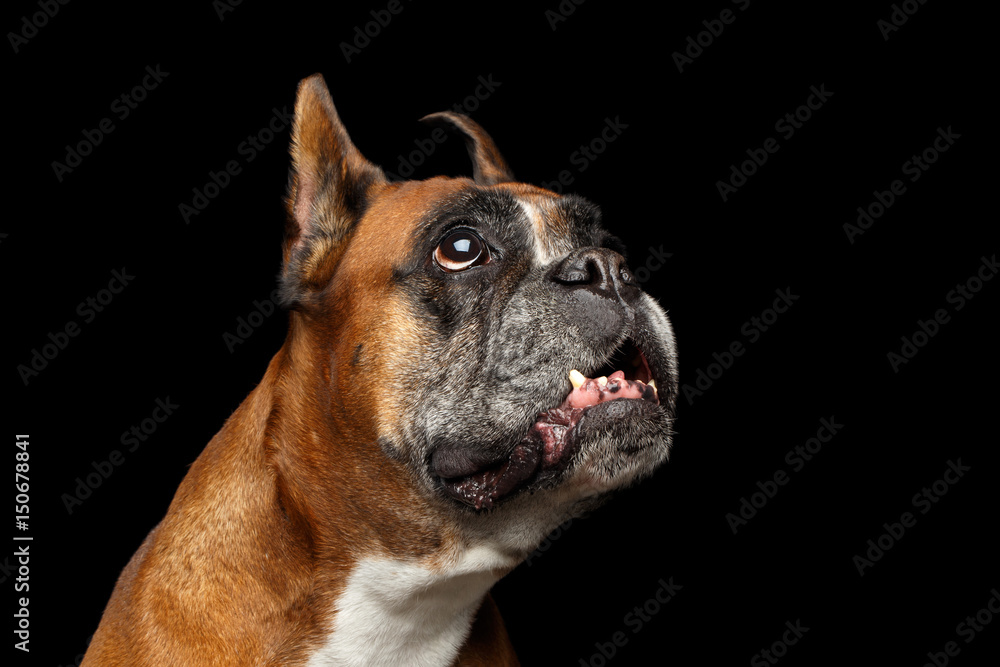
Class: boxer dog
83,74,678,666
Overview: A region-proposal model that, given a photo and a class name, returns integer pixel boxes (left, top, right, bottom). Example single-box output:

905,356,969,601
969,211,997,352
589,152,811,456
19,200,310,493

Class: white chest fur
305,547,511,667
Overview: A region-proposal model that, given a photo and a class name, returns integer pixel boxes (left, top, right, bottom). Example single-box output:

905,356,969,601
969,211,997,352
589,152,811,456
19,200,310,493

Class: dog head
279,74,677,554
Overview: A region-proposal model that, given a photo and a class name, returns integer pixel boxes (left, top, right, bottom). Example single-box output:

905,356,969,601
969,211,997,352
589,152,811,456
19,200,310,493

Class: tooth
649,379,658,394
597,376,608,387
569,369,586,389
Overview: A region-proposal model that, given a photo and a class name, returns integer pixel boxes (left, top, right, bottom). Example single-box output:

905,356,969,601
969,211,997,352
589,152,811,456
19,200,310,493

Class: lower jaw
439,398,658,510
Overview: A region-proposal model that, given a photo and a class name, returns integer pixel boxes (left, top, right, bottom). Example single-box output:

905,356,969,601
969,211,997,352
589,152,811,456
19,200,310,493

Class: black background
7,1,996,665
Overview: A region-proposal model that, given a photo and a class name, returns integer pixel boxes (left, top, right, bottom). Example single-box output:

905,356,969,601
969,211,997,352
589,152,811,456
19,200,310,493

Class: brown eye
433,230,490,272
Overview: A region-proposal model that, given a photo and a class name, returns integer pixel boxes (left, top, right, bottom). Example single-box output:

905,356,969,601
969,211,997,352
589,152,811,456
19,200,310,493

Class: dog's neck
225,338,519,664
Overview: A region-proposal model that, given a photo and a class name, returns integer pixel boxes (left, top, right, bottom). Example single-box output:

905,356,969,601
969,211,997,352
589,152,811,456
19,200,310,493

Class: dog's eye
434,230,490,272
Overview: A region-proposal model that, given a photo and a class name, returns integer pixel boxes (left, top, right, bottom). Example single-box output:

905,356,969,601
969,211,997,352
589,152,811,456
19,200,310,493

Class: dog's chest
304,552,504,667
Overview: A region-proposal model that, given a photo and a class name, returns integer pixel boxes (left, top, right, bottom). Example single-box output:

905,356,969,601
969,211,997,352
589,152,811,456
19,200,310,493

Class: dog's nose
550,247,639,303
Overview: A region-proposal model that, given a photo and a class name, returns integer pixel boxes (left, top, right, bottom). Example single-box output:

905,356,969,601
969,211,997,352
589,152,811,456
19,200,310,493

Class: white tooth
649,379,658,394
569,369,586,389
597,376,608,387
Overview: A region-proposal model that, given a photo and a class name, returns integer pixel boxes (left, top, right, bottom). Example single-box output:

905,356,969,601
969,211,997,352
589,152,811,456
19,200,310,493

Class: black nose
550,247,638,303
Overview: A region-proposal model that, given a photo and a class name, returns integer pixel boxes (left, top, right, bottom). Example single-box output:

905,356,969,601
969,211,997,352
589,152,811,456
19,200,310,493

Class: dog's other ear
420,111,514,186
282,73,386,308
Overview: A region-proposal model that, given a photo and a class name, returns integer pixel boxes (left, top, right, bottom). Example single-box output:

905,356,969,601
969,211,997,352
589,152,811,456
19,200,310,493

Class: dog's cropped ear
282,73,386,308
420,111,514,186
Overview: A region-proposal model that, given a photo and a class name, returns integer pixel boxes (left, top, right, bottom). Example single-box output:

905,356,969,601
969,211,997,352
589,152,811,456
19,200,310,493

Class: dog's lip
432,339,660,510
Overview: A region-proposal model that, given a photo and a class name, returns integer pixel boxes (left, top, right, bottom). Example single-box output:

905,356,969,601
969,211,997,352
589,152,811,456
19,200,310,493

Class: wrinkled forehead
502,183,609,263
361,177,609,265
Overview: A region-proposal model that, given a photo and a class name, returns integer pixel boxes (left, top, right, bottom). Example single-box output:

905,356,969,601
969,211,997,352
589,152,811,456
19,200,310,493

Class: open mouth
432,338,660,510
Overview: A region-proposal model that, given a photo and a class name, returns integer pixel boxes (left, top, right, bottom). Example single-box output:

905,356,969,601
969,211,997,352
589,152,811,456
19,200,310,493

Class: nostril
552,261,593,285
550,247,640,338
551,247,641,302
551,247,622,292
619,264,637,286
